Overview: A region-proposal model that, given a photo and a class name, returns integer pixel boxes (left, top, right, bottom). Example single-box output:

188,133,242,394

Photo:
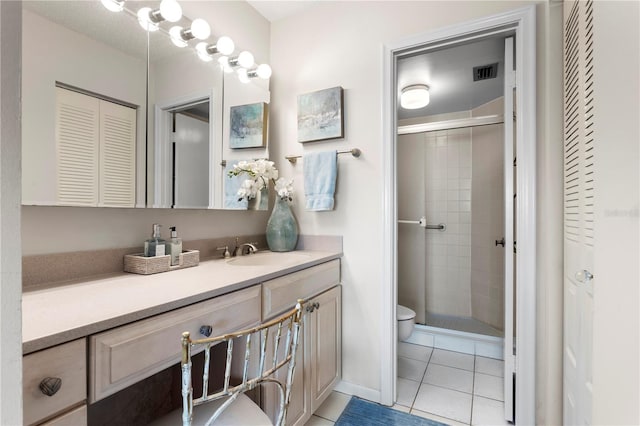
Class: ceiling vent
473,63,499,81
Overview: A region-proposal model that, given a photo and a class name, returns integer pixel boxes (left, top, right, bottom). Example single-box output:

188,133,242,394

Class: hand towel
304,150,338,211
224,166,249,210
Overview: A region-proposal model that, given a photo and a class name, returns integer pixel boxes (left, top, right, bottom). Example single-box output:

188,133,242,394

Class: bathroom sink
226,251,311,267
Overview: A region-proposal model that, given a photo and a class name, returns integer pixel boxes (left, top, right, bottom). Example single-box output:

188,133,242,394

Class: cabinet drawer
90,285,261,402
262,260,340,320
23,339,86,426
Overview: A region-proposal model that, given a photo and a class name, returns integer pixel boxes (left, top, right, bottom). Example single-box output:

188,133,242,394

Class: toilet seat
397,305,415,321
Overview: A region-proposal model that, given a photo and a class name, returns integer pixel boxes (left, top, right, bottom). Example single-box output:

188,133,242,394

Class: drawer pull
305,302,321,313
199,325,213,337
39,377,62,396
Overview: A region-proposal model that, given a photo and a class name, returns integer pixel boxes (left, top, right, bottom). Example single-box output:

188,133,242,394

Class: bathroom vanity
22,250,342,426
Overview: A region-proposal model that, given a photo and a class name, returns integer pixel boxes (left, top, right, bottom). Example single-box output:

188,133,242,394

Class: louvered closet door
56,87,100,206
563,0,595,424
99,100,136,207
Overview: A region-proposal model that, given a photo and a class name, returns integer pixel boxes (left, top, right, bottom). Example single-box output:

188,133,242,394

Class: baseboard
334,380,381,404
405,324,504,360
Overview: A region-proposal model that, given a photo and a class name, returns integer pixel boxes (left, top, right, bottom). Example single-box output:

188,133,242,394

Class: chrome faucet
233,242,258,257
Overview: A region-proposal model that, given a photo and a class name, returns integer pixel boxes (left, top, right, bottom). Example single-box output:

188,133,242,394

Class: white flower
274,177,294,201
228,159,293,202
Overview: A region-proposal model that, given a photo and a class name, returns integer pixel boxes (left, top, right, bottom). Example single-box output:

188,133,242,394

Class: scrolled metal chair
153,301,304,426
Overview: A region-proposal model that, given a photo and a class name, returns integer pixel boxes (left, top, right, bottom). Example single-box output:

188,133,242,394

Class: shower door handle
495,238,505,247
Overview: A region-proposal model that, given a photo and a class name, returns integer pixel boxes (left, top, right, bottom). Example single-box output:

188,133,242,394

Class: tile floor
305,343,509,426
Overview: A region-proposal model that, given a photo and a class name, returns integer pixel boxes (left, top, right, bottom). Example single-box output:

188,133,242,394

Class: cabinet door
309,285,342,412
99,99,136,207
55,87,100,206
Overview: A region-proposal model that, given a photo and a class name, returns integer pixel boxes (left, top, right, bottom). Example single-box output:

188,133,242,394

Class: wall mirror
21,0,270,211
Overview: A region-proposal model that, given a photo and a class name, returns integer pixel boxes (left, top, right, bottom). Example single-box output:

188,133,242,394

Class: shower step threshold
405,323,504,360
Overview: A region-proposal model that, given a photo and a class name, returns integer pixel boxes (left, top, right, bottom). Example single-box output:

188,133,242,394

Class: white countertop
22,250,341,354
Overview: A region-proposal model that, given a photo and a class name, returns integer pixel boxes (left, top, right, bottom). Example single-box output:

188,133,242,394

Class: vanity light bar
100,0,271,83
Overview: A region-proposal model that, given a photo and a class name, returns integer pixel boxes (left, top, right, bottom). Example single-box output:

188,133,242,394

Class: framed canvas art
297,86,344,143
229,102,268,149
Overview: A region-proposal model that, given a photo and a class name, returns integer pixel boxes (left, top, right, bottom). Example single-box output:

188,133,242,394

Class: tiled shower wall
423,126,473,318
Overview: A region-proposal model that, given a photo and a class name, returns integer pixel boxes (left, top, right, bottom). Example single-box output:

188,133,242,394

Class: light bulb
238,51,254,69
400,84,430,109
190,19,211,40
169,26,187,48
137,7,159,31
218,56,234,73
237,68,250,84
196,42,213,62
101,0,124,12
216,36,235,56
159,0,182,22
256,64,272,79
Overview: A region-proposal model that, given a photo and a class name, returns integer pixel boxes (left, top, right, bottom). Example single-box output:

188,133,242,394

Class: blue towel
304,150,337,211
224,167,249,210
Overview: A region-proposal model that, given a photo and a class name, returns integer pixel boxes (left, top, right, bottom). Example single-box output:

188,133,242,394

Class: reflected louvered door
563,0,595,424
56,87,100,206
99,100,136,207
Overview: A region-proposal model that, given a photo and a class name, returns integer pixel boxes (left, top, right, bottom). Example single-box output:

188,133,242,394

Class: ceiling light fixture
228,51,254,69
400,84,430,109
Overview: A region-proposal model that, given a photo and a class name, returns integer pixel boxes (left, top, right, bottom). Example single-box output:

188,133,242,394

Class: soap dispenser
144,224,166,257
169,226,183,266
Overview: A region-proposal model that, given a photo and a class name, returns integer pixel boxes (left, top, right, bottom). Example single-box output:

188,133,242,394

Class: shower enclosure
398,102,506,337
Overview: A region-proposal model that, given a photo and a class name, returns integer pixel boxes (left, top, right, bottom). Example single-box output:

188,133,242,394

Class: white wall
270,1,563,421
0,2,23,423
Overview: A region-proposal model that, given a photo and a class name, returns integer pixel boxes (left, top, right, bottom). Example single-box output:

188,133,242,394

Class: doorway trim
153,90,215,209
381,5,537,423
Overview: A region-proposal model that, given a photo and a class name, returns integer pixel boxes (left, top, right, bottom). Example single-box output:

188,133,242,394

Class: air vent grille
473,63,499,81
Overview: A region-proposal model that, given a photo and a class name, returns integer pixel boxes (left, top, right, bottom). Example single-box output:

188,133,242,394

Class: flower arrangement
228,159,294,202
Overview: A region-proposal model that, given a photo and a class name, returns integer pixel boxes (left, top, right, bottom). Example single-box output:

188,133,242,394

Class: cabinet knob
313,302,320,310
199,325,213,337
39,377,62,397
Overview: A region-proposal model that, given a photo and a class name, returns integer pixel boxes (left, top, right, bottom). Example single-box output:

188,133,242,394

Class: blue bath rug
335,397,449,426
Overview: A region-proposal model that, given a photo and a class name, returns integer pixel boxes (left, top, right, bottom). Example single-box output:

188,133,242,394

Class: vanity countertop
22,250,341,354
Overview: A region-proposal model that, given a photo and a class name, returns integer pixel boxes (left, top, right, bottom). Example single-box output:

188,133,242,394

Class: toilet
397,305,416,341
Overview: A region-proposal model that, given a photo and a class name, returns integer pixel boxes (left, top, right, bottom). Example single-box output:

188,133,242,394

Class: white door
174,112,210,208
502,36,516,423
563,0,594,424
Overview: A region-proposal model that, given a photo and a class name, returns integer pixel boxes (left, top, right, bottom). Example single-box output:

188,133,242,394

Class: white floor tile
305,415,335,426
396,377,420,407
474,372,504,401
475,356,504,377
412,408,470,426
398,342,433,362
313,391,351,422
423,363,474,394
471,396,508,425
413,383,472,424
391,404,411,413
398,356,428,381
431,348,475,371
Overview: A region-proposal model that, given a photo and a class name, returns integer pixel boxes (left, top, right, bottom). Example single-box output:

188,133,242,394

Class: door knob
575,270,594,283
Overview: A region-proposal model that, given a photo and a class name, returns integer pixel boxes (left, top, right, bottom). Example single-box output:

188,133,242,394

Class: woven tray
124,250,200,275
